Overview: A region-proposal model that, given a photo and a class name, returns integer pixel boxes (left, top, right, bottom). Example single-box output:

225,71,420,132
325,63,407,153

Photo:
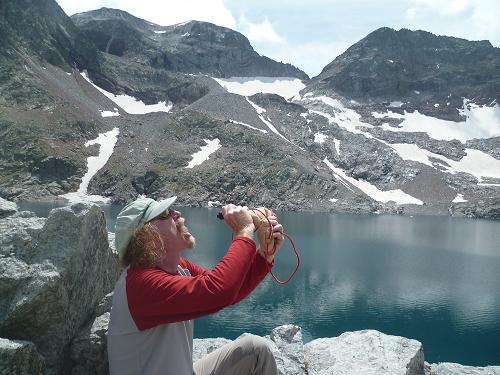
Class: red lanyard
250,208,300,284
221,208,300,284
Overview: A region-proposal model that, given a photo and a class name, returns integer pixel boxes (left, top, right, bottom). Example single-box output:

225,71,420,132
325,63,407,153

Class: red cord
249,208,300,285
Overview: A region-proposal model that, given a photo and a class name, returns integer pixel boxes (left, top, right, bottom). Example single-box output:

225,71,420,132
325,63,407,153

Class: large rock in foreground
0,203,119,374
194,324,306,375
0,197,17,218
304,330,424,375
431,363,500,375
0,337,45,374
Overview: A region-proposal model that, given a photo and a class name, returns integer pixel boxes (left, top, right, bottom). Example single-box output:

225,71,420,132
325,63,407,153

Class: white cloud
405,0,500,45
254,40,354,77
408,0,471,16
238,14,285,45
56,0,236,29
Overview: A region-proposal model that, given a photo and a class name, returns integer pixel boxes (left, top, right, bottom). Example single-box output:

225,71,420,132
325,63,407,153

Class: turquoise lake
18,202,500,365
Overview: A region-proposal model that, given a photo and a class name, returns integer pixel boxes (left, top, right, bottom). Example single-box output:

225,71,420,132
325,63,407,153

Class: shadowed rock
0,337,45,374
0,203,119,374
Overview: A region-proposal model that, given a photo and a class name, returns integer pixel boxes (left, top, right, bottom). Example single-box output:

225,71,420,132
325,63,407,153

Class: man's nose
172,210,181,220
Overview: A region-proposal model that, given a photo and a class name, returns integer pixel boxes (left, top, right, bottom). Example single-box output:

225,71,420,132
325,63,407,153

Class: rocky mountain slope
312,27,500,118
71,8,308,80
0,0,499,219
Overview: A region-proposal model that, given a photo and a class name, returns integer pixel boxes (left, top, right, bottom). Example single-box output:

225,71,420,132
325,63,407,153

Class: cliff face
0,199,119,374
312,27,500,107
71,8,308,79
0,1,499,219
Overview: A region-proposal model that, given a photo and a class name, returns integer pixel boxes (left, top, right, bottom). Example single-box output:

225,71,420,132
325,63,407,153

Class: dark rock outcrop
312,27,500,106
0,202,119,374
0,337,45,375
71,8,308,80
0,197,17,218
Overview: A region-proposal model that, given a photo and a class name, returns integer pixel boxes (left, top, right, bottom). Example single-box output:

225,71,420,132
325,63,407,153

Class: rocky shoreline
0,198,499,374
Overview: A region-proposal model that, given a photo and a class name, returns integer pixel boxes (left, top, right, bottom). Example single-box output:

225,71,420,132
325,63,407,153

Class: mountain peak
71,9,309,79
314,27,499,103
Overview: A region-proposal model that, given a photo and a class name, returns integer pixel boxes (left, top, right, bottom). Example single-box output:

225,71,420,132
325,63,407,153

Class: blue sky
57,0,500,77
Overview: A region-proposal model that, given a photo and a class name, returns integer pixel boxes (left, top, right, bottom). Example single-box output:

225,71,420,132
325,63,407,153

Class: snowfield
61,128,119,203
81,71,173,114
213,76,305,100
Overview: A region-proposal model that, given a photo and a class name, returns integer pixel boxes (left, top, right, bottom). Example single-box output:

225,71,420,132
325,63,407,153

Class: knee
241,334,274,355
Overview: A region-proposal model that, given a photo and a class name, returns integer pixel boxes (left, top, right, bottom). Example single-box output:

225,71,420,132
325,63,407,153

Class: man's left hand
255,214,285,263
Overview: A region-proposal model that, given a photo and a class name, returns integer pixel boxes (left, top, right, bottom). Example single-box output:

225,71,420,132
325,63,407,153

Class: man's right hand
221,204,255,239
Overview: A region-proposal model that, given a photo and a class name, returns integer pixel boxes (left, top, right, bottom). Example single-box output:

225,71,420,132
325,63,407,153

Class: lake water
16,202,500,365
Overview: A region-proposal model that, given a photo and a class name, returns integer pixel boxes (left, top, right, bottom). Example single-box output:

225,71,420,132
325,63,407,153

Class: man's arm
126,237,256,330
232,250,271,304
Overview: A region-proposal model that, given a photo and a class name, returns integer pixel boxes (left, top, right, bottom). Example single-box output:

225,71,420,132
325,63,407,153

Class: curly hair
121,222,165,268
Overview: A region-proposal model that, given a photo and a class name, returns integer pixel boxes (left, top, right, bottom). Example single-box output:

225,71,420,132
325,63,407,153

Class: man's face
151,209,196,252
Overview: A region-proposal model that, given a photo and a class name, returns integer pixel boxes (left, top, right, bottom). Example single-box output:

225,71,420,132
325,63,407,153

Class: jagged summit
71,8,309,79
313,27,499,104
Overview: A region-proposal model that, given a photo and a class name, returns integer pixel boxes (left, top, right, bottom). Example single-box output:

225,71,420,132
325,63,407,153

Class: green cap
114,196,177,260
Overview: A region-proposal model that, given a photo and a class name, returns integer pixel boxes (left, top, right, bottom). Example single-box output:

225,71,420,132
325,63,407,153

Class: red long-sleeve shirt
126,236,271,330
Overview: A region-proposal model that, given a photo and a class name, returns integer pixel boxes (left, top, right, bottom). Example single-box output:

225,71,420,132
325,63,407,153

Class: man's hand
253,209,285,263
221,204,255,239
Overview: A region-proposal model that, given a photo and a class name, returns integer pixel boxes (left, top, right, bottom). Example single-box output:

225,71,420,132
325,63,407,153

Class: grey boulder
0,203,119,374
70,312,111,375
304,330,424,375
431,363,500,375
192,324,306,375
0,198,17,219
0,337,45,375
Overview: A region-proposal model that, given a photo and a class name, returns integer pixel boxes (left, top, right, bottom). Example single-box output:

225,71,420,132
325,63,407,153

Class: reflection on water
15,203,500,365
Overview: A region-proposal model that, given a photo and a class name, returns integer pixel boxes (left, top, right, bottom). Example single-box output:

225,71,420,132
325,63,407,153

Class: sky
56,0,500,78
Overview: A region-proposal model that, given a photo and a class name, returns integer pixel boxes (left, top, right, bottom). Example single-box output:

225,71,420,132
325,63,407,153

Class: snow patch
207,200,221,207
452,194,467,203
229,119,268,133
389,101,404,108
173,21,190,28
60,128,119,203
334,139,341,155
246,97,299,147
213,77,305,100
323,158,423,205
154,30,166,34
314,132,327,144
388,144,500,182
310,108,373,137
478,183,500,187
81,71,173,114
100,110,120,117
186,139,221,168
309,96,375,136
375,101,500,142
329,198,338,203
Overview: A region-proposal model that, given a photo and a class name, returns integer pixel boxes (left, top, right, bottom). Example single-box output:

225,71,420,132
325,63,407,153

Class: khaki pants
194,334,278,375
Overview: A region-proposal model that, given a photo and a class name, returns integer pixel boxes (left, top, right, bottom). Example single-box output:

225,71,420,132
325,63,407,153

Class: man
108,196,284,375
